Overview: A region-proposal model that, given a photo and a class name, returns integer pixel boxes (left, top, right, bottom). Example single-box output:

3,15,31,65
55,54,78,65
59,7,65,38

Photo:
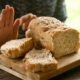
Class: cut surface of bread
1,38,33,58
24,48,58,72
27,17,79,58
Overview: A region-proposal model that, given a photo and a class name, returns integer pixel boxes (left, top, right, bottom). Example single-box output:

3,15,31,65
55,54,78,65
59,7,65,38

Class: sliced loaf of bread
24,48,58,72
1,38,33,58
27,17,79,58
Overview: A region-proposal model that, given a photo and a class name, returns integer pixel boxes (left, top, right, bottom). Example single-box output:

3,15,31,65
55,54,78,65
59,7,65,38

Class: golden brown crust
28,17,79,58
24,59,58,72
24,49,58,72
1,38,33,58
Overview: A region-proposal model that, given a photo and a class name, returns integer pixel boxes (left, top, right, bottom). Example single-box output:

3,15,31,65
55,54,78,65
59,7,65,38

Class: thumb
13,19,20,38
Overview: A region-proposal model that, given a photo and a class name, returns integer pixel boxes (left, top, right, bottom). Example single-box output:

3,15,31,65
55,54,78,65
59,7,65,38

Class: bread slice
1,38,33,58
24,48,58,72
27,17,79,58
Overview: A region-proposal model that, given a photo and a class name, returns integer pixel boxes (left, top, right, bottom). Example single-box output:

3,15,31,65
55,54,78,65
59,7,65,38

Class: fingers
22,23,26,31
20,13,37,31
13,19,20,38
4,5,14,27
0,5,14,28
5,5,14,27
5,5,10,27
9,6,14,26
13,19,20,34
1,9,6,28
20,13,37,25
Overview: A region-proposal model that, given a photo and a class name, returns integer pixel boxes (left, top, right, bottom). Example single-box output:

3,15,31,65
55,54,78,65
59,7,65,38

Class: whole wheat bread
1,38,33,58
24,48,58,72
27,17,79,58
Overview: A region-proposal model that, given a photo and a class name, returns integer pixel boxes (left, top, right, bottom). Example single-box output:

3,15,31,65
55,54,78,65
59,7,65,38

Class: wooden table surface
0,66,80,80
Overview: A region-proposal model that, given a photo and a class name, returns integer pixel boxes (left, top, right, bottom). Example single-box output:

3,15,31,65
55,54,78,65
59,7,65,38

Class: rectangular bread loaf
1,38,33,58
24,48,58,72
27,17,79,58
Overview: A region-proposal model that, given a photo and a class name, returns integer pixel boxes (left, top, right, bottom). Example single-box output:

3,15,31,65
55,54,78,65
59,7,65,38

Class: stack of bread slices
0,17,79,72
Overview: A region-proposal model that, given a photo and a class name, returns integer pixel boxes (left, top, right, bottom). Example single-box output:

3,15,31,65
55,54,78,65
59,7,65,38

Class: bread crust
1,38,33,58
27,17,79,58
24,49,58,72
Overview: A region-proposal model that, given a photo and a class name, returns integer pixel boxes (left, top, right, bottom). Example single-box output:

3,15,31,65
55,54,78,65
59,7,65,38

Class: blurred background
0,0,80,32
65,0,80,31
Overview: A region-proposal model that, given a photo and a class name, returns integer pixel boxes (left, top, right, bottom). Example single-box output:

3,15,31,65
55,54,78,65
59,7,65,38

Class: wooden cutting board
0,50,80,80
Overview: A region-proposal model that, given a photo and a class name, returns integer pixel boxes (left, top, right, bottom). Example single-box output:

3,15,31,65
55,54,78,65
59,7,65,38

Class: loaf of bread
25,29,31,38
27,17,79,58
1,38,33,58
24,48,58,72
